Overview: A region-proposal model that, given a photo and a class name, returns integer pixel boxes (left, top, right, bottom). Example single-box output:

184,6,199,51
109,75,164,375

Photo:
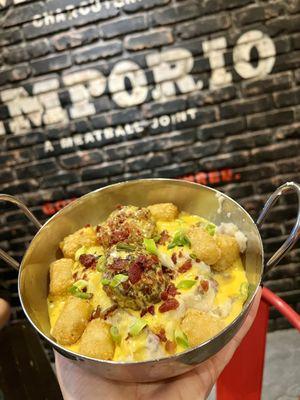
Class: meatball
96,206,156,248
102,246,169,310
212,234,240,272
181,309,223,347
187,227,221,265
147,203,179,221
60,227,97,259
51,296,91,345
79,319,115,360
49,258,73,296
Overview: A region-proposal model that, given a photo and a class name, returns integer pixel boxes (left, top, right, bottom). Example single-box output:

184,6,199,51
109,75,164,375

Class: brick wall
0,0,299,332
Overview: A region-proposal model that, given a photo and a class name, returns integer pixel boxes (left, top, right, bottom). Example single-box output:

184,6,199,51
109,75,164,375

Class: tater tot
59,227,97,259
51,297,91,345
79,319,115,360
181,309,223,347
187,227,221,265
147,203,179,221
49,258,73,296
212,234,240,272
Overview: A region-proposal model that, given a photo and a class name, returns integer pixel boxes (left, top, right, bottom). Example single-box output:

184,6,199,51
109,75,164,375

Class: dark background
0,0,299,334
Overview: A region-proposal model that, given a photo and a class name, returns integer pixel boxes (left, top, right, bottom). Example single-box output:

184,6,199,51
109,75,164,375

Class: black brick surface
0,0,299,335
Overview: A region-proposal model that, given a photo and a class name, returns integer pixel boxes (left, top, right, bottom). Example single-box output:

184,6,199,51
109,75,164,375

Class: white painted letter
202,37,232,89
147,48,201,100
233,30,276,79
109,60,148,107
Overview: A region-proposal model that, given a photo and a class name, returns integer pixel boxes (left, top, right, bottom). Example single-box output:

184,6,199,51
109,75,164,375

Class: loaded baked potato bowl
48,203,248,361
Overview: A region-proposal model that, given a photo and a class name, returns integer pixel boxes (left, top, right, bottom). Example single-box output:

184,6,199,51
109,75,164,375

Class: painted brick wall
0,0,299,333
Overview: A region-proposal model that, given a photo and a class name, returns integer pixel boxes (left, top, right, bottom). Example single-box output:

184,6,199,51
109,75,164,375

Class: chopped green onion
129,319,147,336
73,279,88,290
205,223,216,236
240,282,249,298
143,238,158,255
168,231,191,250
116,242,135,252
75,246,88,261
69,285,93,299
96,256,106,272
101,278,111,286
110,326,121,344
190,253,198,260
110,274,128,288
174,329,189,349
177,280,196,290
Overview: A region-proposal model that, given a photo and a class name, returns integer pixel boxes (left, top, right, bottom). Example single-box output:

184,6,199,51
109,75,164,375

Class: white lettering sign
43,108,198,153
1,30,276,135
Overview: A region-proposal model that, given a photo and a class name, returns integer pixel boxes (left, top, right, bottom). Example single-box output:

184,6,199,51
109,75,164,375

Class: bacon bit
160,283,179,301
102,304,118,320
156,328,167,342
195,276,199,280
178,259,192,273
140,254,157,270
110,258,128,271
85,223,91,227
91,306,101,320
79,254,97,269
165,340,177,354
200,279,209,292
158,230,170,245
148,305,155,315
151,255,159,264
110,228,130,245
166,283,178,297
140,305,155,317
128,262,142,284
160,290,168,301
140,308,147,317
116,204,123,210
159,298,179,313
171,253,177,264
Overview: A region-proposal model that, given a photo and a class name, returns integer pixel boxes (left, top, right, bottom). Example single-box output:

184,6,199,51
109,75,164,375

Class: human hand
56,287,262,400
0,298,11,329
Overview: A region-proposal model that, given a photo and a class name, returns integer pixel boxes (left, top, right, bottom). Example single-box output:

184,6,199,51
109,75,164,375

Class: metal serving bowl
0,179,299,382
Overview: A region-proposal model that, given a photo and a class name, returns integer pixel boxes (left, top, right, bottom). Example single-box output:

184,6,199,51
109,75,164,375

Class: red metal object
216,287,300,399
261,287,300,331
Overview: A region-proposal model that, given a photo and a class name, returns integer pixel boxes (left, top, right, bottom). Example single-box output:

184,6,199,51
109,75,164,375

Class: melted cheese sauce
48,211,248,361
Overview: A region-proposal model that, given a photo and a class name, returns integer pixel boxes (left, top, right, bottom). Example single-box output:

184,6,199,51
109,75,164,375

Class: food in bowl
48,203,248,361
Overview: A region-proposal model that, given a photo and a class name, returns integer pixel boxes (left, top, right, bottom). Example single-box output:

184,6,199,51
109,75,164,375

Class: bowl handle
257,182,300,274
0,194,42,271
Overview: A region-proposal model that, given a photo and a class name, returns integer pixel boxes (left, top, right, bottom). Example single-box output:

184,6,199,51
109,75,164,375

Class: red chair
216,287,300,400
